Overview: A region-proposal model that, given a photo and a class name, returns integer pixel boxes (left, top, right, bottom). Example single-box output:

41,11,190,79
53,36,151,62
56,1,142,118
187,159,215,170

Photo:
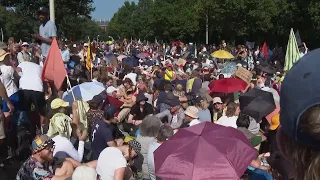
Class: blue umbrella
62,81,105,104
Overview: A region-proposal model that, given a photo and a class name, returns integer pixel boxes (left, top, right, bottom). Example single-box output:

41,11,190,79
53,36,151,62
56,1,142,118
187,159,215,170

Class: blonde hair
225,102,239,117
196,99,209,110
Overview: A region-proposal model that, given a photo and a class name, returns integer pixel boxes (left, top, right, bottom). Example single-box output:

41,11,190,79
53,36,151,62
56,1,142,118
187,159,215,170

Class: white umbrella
63,82,105,104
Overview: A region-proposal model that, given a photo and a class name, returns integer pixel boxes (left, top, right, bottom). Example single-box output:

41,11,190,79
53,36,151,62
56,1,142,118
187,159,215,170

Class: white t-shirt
0,65,18,97
18,62,43,92
96,147,127,180
52,135,84,162
217,116,238,128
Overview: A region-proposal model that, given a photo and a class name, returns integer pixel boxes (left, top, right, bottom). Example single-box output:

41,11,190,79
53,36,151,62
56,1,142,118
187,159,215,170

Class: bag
16,125,32,160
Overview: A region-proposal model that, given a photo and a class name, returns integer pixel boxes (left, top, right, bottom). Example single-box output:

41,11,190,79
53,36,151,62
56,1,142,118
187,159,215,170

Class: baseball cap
72,165,97,180
213,97,223,104
106,86,118,95
280,49,320,146
38,7,49,14
270,114,280,130
22,42,29,46
32,135,55,154
104,104,117,119
84,43,88,47
51,98,69,109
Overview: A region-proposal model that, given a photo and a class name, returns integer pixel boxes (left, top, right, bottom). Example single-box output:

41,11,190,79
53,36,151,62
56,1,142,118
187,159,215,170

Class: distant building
96,19,109,31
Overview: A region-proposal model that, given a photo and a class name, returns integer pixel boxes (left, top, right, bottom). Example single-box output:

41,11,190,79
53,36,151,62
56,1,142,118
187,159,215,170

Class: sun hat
270,114,280,130
32,135,55,154
72,165,97,180
106,86,118,95
185,106,199,119
128,139,141,154
0,49,9,62
51,98,69,109
213,97,223,104
280,49,320,146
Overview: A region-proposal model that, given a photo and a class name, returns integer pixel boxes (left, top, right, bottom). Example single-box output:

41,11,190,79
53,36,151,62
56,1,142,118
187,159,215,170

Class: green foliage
0,0,107,42
108,0,320,47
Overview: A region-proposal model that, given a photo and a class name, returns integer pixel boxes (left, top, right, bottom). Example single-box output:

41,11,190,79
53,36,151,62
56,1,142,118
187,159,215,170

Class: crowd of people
0,5,319,180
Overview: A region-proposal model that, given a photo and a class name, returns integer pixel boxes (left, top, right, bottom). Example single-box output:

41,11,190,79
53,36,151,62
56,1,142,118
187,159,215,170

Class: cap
51,98,69,109
32,135,55,154
270,114,280,130
280,49,320,147
104,104,117,119
106,86,118,95
22,42,29,46
73,44,77,48
38,7,49,14
213,97,223,104
84,43,88,47
72,165,97,180
128,140,141,154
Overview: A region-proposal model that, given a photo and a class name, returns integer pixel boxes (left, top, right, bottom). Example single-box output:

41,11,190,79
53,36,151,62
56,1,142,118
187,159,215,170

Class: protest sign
235,67,253,84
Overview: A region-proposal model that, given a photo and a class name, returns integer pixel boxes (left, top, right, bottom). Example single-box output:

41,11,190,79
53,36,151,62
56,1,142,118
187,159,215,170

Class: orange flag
42,38,67,90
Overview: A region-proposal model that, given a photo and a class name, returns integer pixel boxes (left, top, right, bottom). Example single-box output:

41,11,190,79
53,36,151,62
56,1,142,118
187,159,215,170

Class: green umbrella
284,28,300,71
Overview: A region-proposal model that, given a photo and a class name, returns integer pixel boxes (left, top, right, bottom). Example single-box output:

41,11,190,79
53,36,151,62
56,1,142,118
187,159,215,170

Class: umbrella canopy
257,65,276,74
284,28,301,71
208,78,247,94
211,50,234,59
137,52,149,59
117,54,127,61
62,81,105,104
239,88,276,121
154,122,257,180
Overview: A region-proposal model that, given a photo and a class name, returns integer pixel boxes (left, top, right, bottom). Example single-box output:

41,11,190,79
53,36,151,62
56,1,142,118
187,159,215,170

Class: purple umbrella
154,122,257,180
137,52,149,59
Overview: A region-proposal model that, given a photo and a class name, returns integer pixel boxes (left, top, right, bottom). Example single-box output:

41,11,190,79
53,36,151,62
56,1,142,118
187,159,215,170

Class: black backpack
16,125,32,160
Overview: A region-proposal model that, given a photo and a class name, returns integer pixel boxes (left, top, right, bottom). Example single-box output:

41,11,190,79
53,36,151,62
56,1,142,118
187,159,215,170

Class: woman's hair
139,116,162,137
281,105,320,180
123,78,133,86
157,125,174,142
225,102,239,117
236,113,251,128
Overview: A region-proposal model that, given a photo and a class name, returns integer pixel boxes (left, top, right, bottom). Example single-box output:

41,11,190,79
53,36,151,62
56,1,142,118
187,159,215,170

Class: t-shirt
18,62,43,92
96,147,127,180
147,140,161,180
39,20,57,57
52,135,84,162
217,116,238,128
91,120,114,160
130,103,154,121
198,109,212,123
0,65,18,97
16,157,54,180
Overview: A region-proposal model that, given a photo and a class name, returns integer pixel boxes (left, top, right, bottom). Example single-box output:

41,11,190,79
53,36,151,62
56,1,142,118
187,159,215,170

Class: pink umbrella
154,122,257,180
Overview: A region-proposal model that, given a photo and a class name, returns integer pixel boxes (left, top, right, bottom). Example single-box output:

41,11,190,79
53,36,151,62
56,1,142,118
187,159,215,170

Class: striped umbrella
284,28,300,71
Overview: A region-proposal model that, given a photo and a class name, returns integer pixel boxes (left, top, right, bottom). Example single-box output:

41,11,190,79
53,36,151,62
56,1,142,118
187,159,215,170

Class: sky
91,0,138,20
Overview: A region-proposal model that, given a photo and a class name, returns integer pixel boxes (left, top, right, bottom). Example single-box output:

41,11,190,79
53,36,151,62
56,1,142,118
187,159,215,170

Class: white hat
236,63,242,67
185,106,199,119
21,42,29,46
73,44,77,48
213,97,223,104
72,165,97,180
106,86,118,95
84,43,88,47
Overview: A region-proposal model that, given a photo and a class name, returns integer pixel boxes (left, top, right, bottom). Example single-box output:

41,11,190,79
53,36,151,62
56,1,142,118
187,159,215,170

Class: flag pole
66,75,76,101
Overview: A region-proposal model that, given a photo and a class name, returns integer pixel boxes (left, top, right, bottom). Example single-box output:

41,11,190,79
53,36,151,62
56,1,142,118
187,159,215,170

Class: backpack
16,125,32,160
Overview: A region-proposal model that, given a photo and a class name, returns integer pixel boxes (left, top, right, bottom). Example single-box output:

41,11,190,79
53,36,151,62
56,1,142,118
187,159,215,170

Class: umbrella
154,122,257,180
62,82,105,104
284,28,300,71
211,50,235,59
117,54,127,61
208,78,247,94
239,88,276,121
137,52,149,59
257,65,276,74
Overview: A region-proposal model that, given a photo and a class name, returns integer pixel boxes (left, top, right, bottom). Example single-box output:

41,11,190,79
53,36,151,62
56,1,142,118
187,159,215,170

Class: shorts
18,90,46,116
2,92,19,112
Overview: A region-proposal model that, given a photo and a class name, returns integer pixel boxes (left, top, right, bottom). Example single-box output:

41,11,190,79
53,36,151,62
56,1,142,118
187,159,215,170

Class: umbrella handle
66,75,76,101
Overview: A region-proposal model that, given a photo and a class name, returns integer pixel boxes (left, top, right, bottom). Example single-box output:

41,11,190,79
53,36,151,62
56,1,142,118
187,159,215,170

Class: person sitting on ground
147,125,174,180
96,140,141,180
16,135,74,180
91,104,124,160
180,106,201,128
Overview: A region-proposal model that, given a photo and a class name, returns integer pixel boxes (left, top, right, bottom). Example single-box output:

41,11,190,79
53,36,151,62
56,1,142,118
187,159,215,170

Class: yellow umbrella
211,50,235,59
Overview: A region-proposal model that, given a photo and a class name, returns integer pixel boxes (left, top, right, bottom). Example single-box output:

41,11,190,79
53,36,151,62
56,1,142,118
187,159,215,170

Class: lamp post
49,0,55,23
97,35,100,42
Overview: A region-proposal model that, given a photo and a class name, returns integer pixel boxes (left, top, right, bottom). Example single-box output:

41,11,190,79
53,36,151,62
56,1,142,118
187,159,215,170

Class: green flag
284,28,300,71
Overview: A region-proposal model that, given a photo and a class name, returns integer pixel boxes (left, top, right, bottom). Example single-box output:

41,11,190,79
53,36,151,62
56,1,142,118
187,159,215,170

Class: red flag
261,42,268,59
42,38,67,90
